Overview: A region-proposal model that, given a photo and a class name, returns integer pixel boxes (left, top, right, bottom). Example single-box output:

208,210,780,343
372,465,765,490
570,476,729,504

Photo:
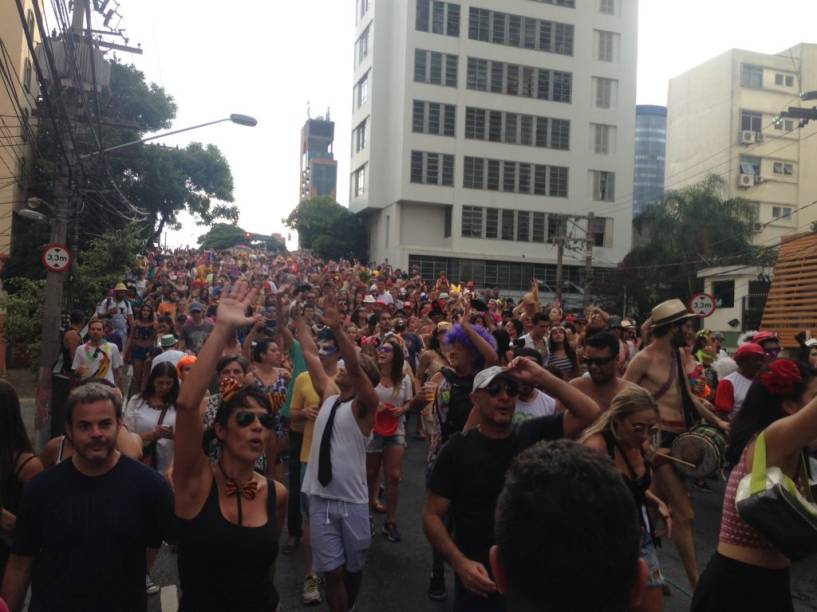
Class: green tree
198,224,250,250
284,197,366,260
13,61,237,272
0,278,46,367
605,175,772,316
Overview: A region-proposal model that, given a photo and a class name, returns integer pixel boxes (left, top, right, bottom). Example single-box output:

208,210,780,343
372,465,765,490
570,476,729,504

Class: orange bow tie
223,478,258,500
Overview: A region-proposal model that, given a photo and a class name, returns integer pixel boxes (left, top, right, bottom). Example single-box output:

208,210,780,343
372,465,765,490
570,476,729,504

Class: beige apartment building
667,43,817,338
0,0,42,264
667,43,817,245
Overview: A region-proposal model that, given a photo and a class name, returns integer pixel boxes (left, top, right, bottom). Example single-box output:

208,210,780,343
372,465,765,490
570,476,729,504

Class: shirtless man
568,331,638,412
624,299,729,589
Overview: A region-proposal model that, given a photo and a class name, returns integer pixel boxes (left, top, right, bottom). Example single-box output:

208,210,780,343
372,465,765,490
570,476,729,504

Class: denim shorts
366,430,406,453
309,496,371,574
641,530,664,588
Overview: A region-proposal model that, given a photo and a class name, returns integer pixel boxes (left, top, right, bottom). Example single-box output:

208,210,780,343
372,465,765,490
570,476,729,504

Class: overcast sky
113,0,817,248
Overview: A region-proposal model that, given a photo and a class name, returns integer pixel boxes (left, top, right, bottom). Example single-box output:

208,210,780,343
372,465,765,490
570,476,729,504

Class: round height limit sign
689,293,717,318
41,243,72,273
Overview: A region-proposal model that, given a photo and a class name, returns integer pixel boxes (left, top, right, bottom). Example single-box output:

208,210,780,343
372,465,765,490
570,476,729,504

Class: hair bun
759,359,802,396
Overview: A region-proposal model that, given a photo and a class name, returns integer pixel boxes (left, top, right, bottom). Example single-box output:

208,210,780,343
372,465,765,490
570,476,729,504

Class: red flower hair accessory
759,359,802,396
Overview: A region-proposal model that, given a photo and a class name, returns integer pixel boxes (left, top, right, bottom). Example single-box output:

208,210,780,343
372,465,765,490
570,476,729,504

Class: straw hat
649,299,695,329
113,282,128,292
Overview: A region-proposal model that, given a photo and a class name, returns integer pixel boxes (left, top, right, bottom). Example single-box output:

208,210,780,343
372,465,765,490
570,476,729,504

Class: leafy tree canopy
284,197,366,261
601,175,775,316
25,61,237,253
198,223,286,252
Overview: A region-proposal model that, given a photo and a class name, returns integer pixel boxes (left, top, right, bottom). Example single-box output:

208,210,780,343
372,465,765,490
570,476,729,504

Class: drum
670,424,727,478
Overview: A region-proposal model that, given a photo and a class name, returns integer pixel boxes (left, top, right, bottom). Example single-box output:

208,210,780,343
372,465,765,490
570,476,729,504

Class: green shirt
280,340,306,419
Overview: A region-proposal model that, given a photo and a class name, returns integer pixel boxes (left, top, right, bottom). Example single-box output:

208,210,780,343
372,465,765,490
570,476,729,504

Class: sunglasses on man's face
484,380,519,398
234,410,276,430
583,356,614,366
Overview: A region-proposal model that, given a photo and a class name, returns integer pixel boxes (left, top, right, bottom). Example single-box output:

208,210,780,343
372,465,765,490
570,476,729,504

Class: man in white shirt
512,348,557,423
297,298,380,612
150,335,187,371
71,319,124,394
96,282,134,321
519,312,550,360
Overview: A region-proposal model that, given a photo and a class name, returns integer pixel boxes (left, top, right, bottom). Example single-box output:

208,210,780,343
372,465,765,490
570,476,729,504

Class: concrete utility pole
584,211,595,309
555,230,565,305
33,0,88,444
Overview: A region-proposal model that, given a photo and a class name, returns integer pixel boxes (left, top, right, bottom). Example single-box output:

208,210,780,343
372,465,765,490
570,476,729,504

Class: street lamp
79,113,258,159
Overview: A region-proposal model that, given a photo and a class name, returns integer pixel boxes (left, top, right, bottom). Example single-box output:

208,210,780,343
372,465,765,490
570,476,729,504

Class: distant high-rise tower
633,105,667,216
299,114,337,201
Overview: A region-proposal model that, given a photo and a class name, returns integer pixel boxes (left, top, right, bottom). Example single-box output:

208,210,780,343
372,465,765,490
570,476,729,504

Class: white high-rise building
350,0,638,297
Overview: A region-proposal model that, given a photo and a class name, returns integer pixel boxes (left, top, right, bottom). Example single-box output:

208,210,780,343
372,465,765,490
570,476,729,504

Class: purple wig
445,324,498,368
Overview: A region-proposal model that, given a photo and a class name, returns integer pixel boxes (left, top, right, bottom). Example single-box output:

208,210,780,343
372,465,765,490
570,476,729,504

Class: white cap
472,366,514,392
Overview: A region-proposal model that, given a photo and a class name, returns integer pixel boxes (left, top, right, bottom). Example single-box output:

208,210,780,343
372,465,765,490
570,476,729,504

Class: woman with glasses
366,338,422,543
174,281,287,612
581,386,672,612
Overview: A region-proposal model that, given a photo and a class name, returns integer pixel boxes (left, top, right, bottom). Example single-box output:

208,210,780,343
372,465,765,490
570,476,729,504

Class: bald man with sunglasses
423,360,599,612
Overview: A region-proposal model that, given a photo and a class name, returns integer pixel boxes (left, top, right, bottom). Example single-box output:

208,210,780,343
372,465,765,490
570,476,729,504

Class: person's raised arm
321,296,378,421
275,289,294,351
242,319,263,360
459,306,499,367
509,357,600,439
174,281,260,496
295,316,335,402
766,390,817,468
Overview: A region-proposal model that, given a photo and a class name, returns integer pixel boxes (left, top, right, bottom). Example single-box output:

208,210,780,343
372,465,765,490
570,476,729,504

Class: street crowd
1,246,817,612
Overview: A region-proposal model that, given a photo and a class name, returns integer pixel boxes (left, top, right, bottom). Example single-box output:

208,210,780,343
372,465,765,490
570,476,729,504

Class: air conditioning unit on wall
738,174,754,188
740,130,756,144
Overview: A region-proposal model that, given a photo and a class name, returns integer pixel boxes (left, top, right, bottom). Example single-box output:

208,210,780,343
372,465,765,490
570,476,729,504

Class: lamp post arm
79,117,232,159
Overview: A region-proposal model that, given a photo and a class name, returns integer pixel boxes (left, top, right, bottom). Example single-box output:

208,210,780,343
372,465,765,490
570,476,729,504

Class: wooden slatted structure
761,232,817,348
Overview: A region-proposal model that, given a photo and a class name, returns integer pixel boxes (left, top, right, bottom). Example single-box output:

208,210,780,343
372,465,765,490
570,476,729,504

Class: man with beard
1,383,175,612
569,331,638,412
624,299,728,590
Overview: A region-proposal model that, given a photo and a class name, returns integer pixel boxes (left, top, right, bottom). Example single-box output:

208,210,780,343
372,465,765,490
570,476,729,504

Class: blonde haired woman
581,386,672,612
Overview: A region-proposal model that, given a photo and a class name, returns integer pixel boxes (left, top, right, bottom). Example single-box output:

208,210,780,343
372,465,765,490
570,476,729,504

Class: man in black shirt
423,359,599,612
1,383,175,612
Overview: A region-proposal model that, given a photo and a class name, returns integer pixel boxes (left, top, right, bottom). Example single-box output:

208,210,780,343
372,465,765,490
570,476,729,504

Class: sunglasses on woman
484,380,520,397
377,345,393,353
234,410,276,429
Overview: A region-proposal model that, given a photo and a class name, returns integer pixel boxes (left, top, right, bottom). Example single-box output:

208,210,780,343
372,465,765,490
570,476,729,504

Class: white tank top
302,395,370,504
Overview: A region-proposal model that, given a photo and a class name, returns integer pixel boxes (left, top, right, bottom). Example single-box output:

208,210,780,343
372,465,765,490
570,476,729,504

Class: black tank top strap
14,453,36,478
265,478,278,531
601,430,617,462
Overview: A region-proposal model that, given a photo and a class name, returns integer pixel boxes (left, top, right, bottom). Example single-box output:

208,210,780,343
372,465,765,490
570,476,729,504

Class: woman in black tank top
581,386,672,612
174,281,287,612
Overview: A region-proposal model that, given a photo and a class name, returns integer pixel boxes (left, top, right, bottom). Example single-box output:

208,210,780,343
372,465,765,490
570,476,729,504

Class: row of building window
465,57,572,103
464,156,569,198
467,7,574,56
416,0,461,37
354,72,369,108
414,49,458,87
408,254,590,292
739,156,797,178
354,25,370,66
464,107,570,150
460,206,612,247
410,151,456,186
352,119,367,154
529,0,575,7
413,101,457,137
355,0,370,24
741,64,797,90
